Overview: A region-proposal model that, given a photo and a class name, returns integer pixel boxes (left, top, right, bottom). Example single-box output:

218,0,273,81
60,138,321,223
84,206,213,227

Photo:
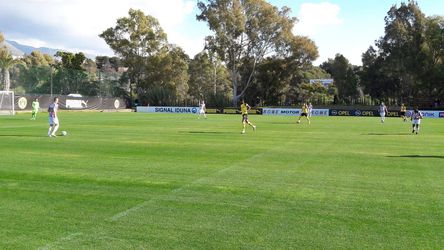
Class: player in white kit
48,97,60,137
411,108,423,134
307,102,313,118
379,102,388,123
198,100,207,119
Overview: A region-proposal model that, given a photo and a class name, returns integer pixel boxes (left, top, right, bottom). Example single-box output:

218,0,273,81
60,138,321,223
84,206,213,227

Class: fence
8,65,125,98
14,94,126,111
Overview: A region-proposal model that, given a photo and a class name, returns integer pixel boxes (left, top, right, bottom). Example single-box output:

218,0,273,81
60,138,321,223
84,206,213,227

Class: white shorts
412,119,421,125
49,116,59,125
380,112,386,117
199,109,205,114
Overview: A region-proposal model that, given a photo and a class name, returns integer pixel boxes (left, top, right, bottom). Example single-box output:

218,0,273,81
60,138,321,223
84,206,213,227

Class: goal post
0,91,15,115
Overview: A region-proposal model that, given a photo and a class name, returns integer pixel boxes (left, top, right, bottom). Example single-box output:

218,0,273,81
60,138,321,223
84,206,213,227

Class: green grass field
1,112,443,249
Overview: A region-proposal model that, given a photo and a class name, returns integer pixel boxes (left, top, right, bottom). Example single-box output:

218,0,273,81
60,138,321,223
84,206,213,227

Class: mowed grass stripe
0,112,443,249
109,122,316,222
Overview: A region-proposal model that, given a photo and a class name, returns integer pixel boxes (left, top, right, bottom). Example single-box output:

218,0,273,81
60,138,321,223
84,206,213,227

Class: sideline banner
137,106,199,114
15,94,126,110
329,109,378,117
407,110,444,118
329,109,444,118
262,108,329,116
329,109,400,117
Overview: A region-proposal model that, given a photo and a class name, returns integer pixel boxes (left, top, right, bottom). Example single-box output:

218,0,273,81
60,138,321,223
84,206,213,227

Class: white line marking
110,200,152,221
38,232,83,250
108,143,292,222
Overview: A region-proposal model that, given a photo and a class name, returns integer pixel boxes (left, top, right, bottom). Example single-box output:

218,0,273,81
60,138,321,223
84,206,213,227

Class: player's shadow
387,155,444,159
365,133,410,136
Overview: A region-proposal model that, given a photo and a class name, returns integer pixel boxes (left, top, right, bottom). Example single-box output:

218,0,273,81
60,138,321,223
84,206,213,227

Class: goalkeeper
31,98,39,120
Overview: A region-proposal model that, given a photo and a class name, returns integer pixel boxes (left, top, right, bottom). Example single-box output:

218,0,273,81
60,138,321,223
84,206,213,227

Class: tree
235,35,319,106
55,51,86,70
0,32,22,91
375,1,427,100
19,51,55,93
188,52,214,100
157,45,190,103
95,56,125,97
290,65,333,104
51,51,90,95
140,45,190,105
100,9,168,99
96,56,122,73
0,32,3,85
296,82,332,104
254,57,291,105
321,54,359,101
197,0,297,104
282,35,319,67
420,16,444,99
22,50,54,66
359,1,444,105
188,50,232,105
0,49,19,91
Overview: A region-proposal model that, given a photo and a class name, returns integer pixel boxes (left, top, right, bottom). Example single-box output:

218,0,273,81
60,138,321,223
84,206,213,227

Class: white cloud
294,2,342,36
169,32,207,58
12,38,49,48
0,0,198,56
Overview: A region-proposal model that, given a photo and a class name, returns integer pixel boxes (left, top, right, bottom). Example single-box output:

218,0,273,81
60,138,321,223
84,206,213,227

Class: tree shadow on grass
267,122,296,125
180,131,233,135
0,134,48,138
387,155,444,159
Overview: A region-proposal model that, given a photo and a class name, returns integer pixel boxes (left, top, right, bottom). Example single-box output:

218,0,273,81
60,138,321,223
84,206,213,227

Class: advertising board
137,106,199,114
262,108,329,116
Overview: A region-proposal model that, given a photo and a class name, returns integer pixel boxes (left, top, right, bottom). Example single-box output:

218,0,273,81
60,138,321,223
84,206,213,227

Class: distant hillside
0,40,25,57
7,40,60,57
5,40,96,59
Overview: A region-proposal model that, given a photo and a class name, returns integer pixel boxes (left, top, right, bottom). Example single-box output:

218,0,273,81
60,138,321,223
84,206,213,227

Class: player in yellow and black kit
240,99,256,134
400,103,407,122
297,103,311,124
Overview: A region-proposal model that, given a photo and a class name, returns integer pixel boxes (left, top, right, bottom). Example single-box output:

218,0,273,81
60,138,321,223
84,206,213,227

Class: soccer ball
297,120,301,124
61,131,67,136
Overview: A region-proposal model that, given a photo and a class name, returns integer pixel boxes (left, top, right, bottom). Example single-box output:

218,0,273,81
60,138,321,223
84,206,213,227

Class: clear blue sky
265,0,444,65
1,0,443,65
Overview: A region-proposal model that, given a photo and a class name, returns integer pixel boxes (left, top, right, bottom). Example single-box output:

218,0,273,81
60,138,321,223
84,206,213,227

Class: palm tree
0,32,5,88
0,49,17,91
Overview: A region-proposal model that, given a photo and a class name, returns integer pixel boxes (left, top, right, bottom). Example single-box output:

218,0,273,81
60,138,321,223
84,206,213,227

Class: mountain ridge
6,40,61,57
0,40,25,57
3,40,96,59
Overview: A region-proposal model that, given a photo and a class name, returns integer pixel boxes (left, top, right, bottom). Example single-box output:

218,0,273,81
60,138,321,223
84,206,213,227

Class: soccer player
297,103,310,124
411,107,423,134
307,102,313,118
400,103,407,122
198,100,207,119
47,97,60,137
31,98,39,120
379,102,388,123
240,99,256,134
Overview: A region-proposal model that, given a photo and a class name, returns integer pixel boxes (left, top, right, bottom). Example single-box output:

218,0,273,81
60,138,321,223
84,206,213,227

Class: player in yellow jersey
240,99,256,134
400,103,407,122
297,102,311,124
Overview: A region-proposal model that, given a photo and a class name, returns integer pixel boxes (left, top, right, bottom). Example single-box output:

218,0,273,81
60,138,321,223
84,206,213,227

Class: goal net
0,91,15,115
